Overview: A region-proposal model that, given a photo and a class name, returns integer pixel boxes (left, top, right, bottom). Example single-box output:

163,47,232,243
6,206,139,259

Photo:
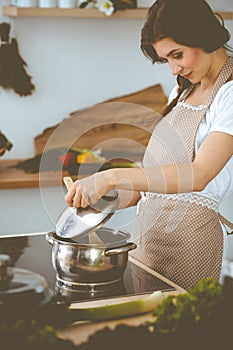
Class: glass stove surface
0,233,175,303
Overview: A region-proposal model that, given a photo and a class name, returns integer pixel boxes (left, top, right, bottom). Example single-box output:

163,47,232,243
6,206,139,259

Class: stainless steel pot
46,228,137,286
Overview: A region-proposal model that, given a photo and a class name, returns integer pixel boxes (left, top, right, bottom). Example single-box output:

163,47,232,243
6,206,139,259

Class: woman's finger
72,194,82,208
80,195,90,208
65,186,78,207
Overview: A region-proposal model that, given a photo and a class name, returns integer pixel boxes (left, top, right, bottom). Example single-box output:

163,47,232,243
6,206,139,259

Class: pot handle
46,232,54,245
104,242,137,256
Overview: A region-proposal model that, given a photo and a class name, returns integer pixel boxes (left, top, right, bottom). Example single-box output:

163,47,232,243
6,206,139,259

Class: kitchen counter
0,159,71,189
58,256,185,347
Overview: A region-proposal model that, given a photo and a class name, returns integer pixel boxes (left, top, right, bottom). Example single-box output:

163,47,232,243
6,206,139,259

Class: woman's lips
182,72,192,80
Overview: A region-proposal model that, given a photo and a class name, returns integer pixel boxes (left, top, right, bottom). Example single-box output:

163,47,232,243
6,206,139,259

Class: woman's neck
198,49,228,92
184,50,229,106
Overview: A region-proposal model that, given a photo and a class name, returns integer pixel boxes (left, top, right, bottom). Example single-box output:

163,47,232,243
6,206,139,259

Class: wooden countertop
0,159,72,189
0,158,140,189
58,256,185,347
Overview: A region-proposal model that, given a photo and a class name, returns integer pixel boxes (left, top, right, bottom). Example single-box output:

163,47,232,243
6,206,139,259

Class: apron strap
218,213,233,235
205,56,233,108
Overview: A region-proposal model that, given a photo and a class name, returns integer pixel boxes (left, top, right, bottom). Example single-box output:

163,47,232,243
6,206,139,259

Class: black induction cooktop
0,233,176,303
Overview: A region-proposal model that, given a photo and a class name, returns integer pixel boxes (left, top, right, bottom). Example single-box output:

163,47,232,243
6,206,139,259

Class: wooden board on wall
34,84,168,161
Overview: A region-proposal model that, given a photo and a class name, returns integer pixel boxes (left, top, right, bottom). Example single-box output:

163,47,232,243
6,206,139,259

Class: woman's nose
170,62,183,76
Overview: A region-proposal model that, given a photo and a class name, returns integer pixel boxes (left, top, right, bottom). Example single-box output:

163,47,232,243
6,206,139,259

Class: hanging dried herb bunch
0,130,13,156
0,22,35,96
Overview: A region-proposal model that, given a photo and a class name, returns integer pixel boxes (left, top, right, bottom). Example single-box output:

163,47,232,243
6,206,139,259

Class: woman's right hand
65,170,114,208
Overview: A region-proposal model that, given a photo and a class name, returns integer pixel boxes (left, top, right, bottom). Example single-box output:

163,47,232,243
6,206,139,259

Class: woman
65,0,233,289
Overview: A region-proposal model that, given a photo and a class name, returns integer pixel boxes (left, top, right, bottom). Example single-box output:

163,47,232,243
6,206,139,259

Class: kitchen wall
0,2,176,160
0,1,233,240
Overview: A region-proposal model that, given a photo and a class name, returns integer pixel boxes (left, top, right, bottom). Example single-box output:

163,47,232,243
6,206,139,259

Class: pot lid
47,227,131,248
56,179,119,242
0,254,51,311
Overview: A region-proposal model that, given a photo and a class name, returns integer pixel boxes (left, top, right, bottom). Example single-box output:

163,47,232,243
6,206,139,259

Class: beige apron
131,57,233,290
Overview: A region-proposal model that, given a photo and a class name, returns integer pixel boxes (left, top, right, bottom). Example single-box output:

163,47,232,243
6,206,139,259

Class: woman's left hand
65,170,113,208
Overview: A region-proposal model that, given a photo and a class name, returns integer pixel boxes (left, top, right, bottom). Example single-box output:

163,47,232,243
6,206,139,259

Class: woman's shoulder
208,80,233,134
210,80,233,115
214,80,233,102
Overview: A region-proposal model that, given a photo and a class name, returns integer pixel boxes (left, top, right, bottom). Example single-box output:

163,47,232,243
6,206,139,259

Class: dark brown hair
141,0,232,115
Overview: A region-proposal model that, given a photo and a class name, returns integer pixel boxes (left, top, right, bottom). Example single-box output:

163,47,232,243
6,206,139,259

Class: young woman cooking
65,0,233,289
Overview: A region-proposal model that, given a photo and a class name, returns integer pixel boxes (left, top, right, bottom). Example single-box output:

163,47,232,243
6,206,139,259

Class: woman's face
153,38,212,84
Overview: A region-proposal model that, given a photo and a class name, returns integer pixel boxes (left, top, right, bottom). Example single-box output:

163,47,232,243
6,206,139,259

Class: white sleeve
209,81,233,136
168,85,179,103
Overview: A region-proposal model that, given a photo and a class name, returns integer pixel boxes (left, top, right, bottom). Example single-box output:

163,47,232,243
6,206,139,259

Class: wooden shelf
2,6,233,20
0,158,140,189
2,6,148,18
0,159,65,189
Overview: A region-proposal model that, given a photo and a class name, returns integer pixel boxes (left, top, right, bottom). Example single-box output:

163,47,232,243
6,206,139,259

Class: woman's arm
116,190,141,210
65,131,233,208
112,131,233,193
191,131,233,191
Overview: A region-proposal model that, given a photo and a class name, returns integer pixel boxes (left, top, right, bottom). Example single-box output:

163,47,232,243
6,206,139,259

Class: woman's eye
158,56,168,63
173,53,183,59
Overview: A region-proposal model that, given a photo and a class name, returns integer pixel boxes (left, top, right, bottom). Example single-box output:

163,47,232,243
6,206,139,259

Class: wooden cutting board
34,84,167,157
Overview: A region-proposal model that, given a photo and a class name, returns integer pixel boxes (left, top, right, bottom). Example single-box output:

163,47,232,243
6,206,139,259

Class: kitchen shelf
3,6,148,18
0,159,66,189
2,6,233,19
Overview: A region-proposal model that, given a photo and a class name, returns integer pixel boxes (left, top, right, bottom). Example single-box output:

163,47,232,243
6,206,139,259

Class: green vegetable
104,162,138,168
148,278,223,335
70,290,164,321
0,319,76,350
